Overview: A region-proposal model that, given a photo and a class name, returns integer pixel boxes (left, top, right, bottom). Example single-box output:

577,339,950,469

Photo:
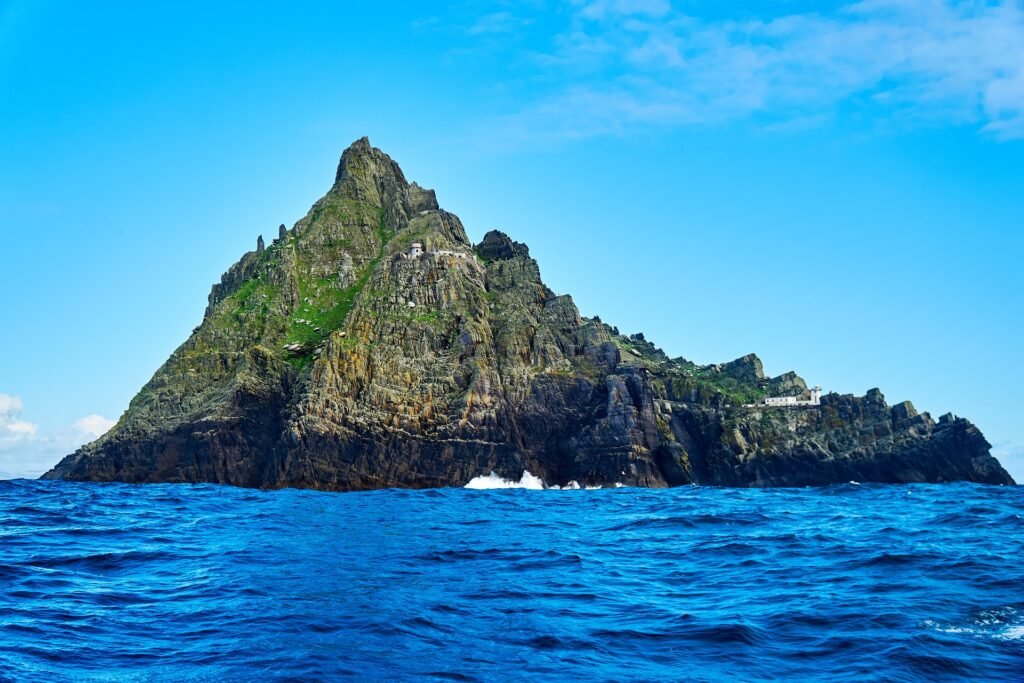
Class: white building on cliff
406,242,468,260
756,386,822,408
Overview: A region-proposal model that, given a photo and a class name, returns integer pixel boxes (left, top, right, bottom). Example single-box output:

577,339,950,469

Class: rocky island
43,138,1014,489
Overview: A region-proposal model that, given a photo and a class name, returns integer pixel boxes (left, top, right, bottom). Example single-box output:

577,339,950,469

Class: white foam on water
463,471,545,490
1000,625,1024,641
464,472,628,491
924,609,1024,643
924,620,972,635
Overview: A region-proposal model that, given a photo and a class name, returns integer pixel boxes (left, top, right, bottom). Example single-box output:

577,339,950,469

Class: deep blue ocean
0,479,1021,682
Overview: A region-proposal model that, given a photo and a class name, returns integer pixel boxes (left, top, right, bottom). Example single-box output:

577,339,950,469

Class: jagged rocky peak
333,136,406,187
720,353,765,383
476,230,531,260
892,400,920,424
475,229,546,296
327,137,448,239
767,371,808,396
41,139,1016,490
408,182,439,213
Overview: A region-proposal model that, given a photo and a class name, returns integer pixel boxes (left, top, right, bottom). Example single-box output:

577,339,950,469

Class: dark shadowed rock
476,230,530,261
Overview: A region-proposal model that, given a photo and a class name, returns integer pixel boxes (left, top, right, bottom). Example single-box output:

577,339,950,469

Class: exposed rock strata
43,139,1015,489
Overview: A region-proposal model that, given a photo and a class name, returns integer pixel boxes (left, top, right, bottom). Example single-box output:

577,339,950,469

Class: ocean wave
0,479,1020,681
463,471,545,489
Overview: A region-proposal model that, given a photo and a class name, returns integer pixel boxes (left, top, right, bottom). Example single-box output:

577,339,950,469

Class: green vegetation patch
693,369,765,407
284,208,392,367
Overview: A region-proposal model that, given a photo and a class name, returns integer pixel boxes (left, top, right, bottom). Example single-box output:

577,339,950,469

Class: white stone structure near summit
434,249,468,259
757,386,823,408
407,242,468,260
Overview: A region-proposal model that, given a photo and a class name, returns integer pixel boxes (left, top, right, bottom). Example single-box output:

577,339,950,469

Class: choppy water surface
0,480,1021,681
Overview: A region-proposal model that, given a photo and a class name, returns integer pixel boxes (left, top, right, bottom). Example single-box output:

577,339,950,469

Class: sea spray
463,471,545,490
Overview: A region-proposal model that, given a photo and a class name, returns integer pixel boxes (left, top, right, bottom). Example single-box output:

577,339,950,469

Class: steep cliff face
43,139,1015,489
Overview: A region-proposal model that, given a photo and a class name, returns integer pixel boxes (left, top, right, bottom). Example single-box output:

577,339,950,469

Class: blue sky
1,0,1022,480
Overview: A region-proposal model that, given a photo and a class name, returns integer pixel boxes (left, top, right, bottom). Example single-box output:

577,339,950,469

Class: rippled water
1,480,1022,681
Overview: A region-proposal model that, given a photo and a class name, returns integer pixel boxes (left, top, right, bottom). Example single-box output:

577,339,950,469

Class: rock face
43,139,1015,489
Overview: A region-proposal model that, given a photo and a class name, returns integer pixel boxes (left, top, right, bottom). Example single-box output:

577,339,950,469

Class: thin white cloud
74,414,115,439
983,69,1024,137
474,0,1024,141
0,393,114,478
0,393,24,415
992,442,1024,485
467,11,533,35
577,0,672,20
0,393,38,449
4,421,38,437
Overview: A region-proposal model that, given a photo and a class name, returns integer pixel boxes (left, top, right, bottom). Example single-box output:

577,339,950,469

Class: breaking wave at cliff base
463,470,546,489
463,471,622,490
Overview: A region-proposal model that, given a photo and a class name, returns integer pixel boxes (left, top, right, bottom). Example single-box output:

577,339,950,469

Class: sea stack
42,139,1015,490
